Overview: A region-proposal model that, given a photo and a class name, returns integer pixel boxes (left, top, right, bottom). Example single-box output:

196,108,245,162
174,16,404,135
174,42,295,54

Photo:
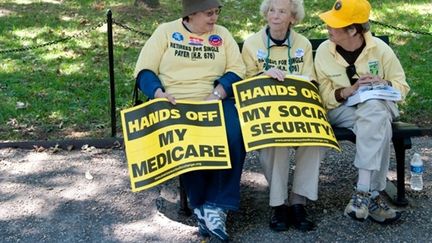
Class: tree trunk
135,0,160,8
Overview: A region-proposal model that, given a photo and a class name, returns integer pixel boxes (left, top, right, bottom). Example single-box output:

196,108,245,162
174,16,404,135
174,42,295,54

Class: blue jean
180,99,246,211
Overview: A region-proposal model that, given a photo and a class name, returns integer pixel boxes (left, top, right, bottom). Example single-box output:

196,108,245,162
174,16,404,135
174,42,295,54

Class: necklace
265,28,293,74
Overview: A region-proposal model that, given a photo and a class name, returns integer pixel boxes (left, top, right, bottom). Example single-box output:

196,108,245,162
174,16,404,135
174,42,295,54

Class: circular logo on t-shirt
295,48,305,58
172,32,184,42
208,35,223,47
257,49,267,59
334,1,342,10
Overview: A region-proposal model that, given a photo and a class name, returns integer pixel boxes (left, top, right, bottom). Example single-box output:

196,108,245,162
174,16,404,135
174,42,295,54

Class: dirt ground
1,137,431,242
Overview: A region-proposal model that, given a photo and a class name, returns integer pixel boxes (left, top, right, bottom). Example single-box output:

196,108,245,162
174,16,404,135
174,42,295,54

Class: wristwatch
212,90,222,99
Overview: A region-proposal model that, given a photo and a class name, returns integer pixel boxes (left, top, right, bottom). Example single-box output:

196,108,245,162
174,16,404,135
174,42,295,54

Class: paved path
0,137,431,242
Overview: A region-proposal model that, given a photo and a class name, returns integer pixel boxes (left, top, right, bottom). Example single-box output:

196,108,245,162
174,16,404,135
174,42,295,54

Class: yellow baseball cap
319,0,371,28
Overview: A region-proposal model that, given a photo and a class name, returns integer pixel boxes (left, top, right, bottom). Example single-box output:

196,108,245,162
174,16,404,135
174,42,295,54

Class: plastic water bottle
410,153,424,191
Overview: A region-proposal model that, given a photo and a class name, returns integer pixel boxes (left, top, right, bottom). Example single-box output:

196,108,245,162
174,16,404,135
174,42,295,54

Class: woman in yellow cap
133,0,245,241
315,0,410,224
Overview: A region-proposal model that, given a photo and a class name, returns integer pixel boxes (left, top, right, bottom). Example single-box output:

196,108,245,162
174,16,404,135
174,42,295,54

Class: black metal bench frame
176,35,432,216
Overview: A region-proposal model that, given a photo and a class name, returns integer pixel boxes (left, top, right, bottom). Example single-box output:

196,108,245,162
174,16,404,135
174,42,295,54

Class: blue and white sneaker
195,204,228,241
193,207,210,237
368,194,401,224
344,191,370,221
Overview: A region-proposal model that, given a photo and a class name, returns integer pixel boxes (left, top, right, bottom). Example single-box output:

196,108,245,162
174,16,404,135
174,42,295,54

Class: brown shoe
287,204,316,232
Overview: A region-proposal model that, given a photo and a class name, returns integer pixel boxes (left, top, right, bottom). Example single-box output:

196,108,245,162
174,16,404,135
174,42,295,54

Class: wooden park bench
174,35,432,215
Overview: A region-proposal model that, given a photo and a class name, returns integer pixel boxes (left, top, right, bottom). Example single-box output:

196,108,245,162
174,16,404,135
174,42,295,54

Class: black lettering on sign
242,106,271,122
159,129,187,147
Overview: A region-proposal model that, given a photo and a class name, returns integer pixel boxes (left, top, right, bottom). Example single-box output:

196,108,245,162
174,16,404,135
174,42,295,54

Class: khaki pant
259,146,326,207
327,100,399,191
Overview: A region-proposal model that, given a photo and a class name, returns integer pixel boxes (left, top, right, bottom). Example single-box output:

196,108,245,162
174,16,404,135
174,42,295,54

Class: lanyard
265,29,293,74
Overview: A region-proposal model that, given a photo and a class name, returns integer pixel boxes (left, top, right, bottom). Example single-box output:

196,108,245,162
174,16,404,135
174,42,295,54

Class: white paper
345,85,402,106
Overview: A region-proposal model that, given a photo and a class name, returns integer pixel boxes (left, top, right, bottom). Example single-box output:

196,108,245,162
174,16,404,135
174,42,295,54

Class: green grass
0,0,431,141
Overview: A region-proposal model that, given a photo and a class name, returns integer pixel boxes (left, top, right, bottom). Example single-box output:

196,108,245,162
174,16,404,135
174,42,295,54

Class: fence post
107,9,116,137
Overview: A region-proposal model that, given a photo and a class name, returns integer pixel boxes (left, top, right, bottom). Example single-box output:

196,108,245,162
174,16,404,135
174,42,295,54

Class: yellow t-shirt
241,27,316,80
134,18,245,101
314,31,410,110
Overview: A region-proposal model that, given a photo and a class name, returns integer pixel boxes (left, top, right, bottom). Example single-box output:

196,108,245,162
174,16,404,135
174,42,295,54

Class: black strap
132,79,143,106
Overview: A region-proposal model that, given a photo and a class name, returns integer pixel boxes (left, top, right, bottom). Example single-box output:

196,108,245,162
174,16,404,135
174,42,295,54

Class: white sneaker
368,194,401,224
193,207,210,237
344,191,370,221
195,204,228,241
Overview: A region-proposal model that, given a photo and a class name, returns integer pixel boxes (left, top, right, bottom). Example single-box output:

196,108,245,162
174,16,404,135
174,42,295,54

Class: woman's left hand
205,85,227,101
206,93,220,101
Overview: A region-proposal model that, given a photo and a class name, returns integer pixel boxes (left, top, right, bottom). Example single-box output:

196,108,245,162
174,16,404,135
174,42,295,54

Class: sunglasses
346,64,358,85
203,7,222,17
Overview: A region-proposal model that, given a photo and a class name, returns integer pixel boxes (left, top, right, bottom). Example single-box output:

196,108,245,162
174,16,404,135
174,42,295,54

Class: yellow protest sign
233,75,340,152
120,99,231,192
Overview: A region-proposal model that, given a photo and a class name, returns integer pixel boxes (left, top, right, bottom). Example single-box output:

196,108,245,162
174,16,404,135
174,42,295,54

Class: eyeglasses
203,7,222,17
346,64,358,85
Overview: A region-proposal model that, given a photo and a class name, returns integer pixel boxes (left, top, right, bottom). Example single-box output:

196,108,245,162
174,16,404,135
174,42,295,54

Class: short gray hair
259,0,305,25
345,22,371,34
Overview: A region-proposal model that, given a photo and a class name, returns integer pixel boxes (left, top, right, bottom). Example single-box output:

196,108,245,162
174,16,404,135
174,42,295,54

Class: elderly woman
315,0,410,224
242,0,325,232
133,0,245,241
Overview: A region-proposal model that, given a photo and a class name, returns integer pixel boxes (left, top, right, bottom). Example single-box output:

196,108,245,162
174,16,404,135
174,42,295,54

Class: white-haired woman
242,0,325,232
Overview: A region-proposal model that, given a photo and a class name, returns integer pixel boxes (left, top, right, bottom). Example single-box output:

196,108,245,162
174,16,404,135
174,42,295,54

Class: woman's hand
340,74,390,99
206,93,220,101
339,81,360,99
264,68,286,81
154,88,176,105
205,84,227,101
357,74,388,87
